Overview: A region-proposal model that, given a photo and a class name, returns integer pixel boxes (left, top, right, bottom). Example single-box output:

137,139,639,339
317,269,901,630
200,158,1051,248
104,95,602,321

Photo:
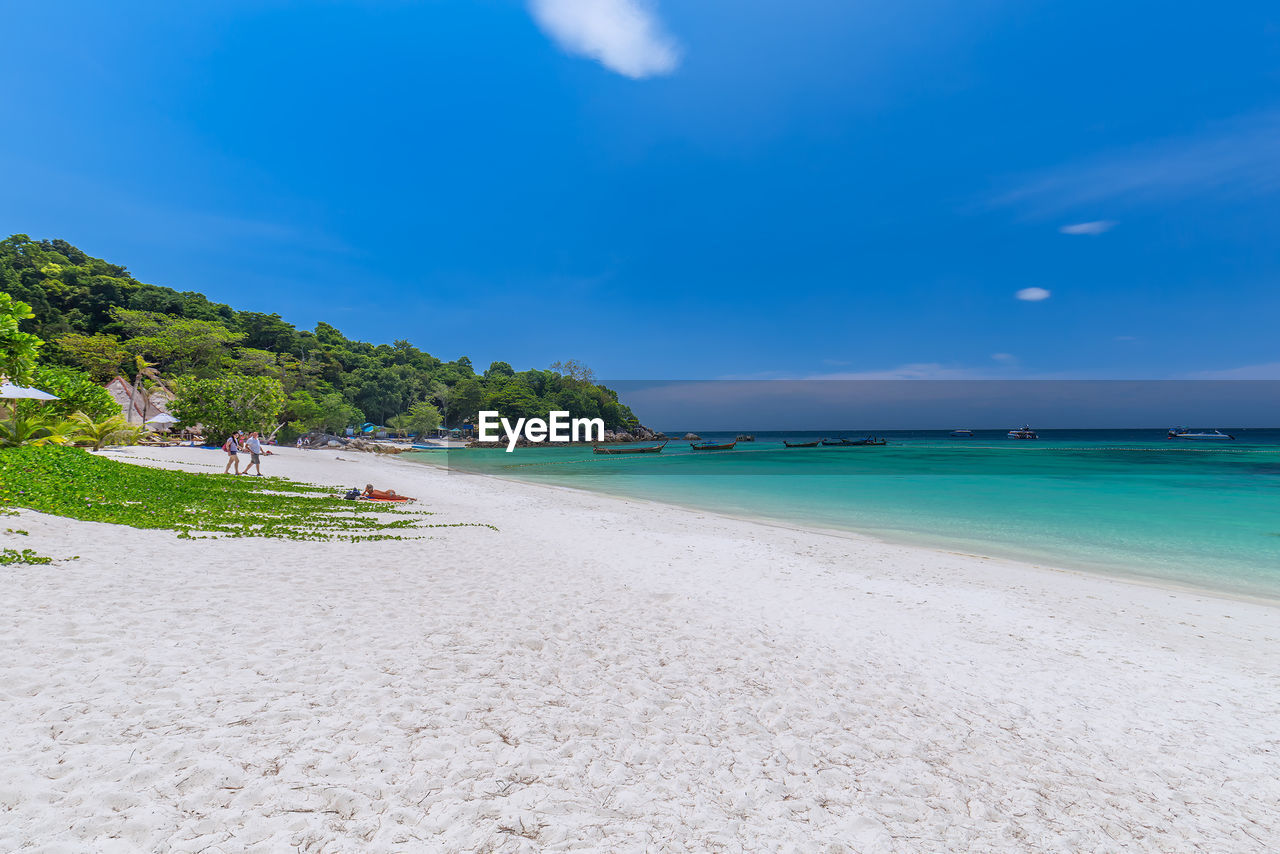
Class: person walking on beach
244,431,264,476
222,432,241,475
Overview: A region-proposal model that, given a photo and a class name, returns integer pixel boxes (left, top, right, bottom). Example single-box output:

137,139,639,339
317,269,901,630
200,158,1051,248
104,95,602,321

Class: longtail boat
593,442,667,455
783,439,821,448
690,440,737,450
822,436,887,446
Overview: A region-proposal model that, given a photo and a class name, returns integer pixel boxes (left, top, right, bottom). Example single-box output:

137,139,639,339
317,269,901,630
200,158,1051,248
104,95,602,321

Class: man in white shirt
244,432,264,476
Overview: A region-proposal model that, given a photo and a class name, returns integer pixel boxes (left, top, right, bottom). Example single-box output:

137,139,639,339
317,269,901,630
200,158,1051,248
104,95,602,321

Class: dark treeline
1,234,639,436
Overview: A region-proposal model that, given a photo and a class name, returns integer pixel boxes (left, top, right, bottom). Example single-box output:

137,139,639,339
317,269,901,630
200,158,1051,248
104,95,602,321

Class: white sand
2,446,1278,852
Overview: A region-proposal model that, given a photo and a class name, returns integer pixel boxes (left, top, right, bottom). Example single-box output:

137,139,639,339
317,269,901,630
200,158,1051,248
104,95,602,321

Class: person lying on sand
362,484,414,501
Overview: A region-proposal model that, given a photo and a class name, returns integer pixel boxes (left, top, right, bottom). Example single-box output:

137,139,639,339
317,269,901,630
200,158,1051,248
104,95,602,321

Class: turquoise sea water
419,429,1280,599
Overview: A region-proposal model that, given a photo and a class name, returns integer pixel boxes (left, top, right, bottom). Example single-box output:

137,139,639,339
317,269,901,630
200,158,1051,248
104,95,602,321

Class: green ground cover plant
0,445,494,540
1,548,54,565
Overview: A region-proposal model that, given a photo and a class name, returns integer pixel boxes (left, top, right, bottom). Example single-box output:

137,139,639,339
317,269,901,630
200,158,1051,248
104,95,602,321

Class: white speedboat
949,428,974,438
1007,425,1038,440
1166,427,1235,440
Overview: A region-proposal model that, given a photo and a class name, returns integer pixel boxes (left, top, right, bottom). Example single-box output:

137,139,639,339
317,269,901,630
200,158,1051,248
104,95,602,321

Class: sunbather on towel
362,484,413,501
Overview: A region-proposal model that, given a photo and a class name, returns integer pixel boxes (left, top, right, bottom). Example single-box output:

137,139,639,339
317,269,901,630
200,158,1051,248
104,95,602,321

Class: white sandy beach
2,446,1278,853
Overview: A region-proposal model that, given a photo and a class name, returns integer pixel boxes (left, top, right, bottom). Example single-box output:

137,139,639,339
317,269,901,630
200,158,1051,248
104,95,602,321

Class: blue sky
2,0,1278,381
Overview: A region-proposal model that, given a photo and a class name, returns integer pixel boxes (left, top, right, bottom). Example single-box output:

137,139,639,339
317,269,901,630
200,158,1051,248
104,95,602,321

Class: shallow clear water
419,429,1280,598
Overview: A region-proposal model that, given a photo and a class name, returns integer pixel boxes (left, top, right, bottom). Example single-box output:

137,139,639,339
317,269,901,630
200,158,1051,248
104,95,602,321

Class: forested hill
0,234,640,433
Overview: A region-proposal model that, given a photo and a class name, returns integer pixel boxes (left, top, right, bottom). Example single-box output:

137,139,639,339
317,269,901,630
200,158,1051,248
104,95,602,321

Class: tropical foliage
0,404,71,448
2,234,640,438
68,412,143,450
0,290,42,383
29,364,119,420
169,375,286,444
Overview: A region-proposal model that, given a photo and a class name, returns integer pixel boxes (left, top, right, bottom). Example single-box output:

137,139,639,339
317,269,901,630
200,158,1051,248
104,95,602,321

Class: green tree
113,308,244,376
484,361,515,380
448,377,483,425
483,381,542,422
50,332,131,382
225,347,279,376
386,414,412,438
1,291,42,383
170,375,285,444
126,355,168,427
30,364,119,420
285,389,363,435
548,359,596,383
403,400,442,436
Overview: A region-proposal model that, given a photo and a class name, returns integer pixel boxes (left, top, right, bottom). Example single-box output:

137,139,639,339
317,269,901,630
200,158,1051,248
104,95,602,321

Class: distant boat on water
593,442,668,455
1007,426,1039,440
821,436,887,446
690,440,737,451
783,439,821,448
949,429,974,438
736,434,755,442
1166,427,1235,441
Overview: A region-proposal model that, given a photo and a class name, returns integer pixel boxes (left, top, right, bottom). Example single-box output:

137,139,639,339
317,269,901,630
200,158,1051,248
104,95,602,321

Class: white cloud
990,352,1017,364
1059,220,1115,235
1015,287,1051,301
528,0,680,79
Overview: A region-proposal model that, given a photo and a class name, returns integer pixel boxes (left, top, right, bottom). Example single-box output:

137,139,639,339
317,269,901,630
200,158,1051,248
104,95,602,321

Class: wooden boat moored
690,440,737,451
783,439,821,448
822,436,886,446
593,442,668,455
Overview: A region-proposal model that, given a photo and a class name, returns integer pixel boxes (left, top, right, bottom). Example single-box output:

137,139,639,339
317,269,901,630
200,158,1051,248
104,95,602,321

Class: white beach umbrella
0,381,59,400
145,412,178,424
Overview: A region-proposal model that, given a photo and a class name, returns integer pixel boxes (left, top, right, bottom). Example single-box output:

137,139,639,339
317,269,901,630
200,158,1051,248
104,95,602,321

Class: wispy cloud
990,352,1018,364
1186,362,1280,380
996,110,1280,214
1059,220,1115,235
1015,287,1051,302
804,363,987,380
528,0,680,79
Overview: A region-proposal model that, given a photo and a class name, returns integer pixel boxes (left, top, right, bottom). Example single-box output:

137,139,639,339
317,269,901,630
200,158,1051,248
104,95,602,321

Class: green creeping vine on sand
1,548,54,565
0,445,496,541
